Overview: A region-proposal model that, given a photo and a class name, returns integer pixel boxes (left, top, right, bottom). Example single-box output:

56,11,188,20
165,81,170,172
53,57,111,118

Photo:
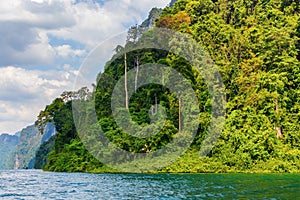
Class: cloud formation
0,0,169,67
0,0,170,134
0,66,78,134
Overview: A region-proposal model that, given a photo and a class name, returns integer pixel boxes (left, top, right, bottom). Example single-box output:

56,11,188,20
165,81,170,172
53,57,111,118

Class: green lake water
0,170,299,199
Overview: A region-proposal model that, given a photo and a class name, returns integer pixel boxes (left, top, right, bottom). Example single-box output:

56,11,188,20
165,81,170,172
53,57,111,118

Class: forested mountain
35,0,300,173
14,123,56,169
0,123,56,170
14,125,42,169
0,134,18,169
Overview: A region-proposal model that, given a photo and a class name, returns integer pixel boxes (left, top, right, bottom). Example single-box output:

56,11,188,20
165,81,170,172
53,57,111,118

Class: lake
0,170,299,199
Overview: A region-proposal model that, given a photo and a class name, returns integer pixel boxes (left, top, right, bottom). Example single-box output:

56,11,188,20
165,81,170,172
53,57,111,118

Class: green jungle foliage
34,136,55,169
35,0,300,173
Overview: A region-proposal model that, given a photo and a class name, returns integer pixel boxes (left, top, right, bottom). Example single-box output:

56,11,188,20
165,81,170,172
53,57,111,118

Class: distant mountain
0,134,18,169
34,136,55,169
14,125,42,169
34,123,56,169
141,8,163,29
140,1,177,30
13,122,56,169
169,0,177,7
41,122,56,143
15,131,21,137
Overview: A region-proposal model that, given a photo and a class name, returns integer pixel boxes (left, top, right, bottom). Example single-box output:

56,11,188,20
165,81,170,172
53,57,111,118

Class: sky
0,0,170,134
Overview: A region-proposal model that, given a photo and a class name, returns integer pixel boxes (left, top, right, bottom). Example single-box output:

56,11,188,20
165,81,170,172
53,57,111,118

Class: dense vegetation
35,0,300,173
34,123,56,169
0,123,54,170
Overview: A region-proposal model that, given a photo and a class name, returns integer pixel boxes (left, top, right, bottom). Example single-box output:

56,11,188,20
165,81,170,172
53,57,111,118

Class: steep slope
0,134,18,169
14,123,56,169
169,0,177,7
156,0,300,172
41,122,56,143
35,0,300,173
14,125,42,169
140,8,163,29
34,123,56,169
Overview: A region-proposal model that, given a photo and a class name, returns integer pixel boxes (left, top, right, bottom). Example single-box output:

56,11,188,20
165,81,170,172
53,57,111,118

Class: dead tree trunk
124,52,129,109
275,97,282,138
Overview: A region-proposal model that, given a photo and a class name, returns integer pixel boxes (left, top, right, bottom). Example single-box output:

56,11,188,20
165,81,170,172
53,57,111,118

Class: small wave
0,193,35,197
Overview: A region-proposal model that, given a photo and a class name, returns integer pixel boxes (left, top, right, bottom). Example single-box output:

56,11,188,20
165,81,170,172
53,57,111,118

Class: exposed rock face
141,8,163,29
41,122,56,143
14,154,20,169
34,123,57,169
13,123,56,169
140,0,178,30
0,134,18,169
169,0,177,7
14,125,42,169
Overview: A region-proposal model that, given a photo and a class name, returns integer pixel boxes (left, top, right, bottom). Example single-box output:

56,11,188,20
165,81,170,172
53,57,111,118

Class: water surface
0,170,299,199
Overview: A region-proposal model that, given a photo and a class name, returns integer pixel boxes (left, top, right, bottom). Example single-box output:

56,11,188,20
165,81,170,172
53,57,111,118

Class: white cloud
0,66,77,134
54,44,86,58
0,0,169,66
49,0,169,47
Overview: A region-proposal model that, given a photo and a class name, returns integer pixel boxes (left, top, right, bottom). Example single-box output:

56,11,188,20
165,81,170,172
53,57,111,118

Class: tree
127,25,145,93
124,52,129,109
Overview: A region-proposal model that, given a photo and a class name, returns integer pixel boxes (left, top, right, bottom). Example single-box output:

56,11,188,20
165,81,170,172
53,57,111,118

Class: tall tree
124,52,129,109
127,25,144,93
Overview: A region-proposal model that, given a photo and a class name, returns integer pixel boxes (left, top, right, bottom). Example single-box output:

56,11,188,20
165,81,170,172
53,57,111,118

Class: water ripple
0,170,299,199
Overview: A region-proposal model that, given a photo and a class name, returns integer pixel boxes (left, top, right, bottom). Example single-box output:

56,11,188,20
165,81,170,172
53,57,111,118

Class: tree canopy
35,0,300,173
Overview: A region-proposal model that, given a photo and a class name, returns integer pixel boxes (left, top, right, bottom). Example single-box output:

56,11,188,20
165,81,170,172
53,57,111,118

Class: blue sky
0,0,170,134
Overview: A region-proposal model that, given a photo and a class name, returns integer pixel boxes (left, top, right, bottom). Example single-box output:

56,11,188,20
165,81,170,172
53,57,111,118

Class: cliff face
169,0,177,7
13,122,56,169
41,122,56,143
141,8,163,29
14,125,42,169
140,0,177,29
0,134,18,169
34,123,56,169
